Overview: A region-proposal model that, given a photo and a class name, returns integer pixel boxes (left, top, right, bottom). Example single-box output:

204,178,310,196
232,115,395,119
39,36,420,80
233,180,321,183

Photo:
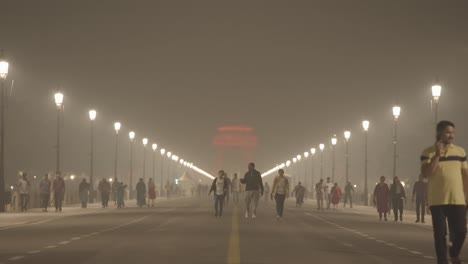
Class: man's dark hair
248,162,255,167
278,169,284,173
436,120,455,141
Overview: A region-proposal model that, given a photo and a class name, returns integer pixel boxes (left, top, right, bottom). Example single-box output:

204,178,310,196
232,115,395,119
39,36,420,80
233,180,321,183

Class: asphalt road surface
0,197,465,264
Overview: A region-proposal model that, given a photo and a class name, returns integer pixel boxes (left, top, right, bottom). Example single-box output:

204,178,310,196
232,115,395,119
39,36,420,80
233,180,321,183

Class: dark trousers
40,193,50,210
392,196,404,220
20,194,29,211
431,205,467,264
214,194,225,215
275,194,286,217
101,192,110,207
415,197,426,221
54,192,63,211
344,192,352,207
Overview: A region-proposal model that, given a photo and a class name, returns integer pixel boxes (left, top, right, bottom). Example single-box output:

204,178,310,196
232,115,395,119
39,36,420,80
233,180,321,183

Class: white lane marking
27,250,41,254
310,214,430,259
8,256,25,261
58,241,70,245
91,232,100,235
342,242,353,247
44,245,56,249
71,237,81,240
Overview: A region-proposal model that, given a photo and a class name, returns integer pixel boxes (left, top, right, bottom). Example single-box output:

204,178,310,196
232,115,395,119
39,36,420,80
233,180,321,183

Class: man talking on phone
421,120,468,264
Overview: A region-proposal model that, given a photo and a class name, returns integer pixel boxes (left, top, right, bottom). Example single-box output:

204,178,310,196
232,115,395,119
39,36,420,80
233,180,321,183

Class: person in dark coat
136,178,147,207
98,178,111,208
390,176,406,222
412,174,428,223
373,176,390,221
116,181,127,208
79,179,91,208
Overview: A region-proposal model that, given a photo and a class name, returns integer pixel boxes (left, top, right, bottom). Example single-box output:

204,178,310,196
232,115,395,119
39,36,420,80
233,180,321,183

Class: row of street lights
0,50,213,211
263,82,443,207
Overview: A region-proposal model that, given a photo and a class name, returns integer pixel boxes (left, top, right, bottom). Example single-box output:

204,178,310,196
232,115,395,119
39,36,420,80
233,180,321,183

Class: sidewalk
304,199,433,229
0,197,183,230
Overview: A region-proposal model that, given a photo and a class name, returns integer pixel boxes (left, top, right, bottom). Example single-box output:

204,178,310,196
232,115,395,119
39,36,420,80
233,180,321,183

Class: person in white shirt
17,172,31,212
270,169,290,220
209,170,229,217
325,177,334,210
231,173,241,205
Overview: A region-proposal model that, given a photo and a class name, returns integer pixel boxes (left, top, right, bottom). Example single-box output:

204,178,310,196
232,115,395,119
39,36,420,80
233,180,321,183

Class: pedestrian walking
39,174,51,212
17,172,31,212
136,178,146,207
231,173,241,205
52,172,65,212
315,179,325,211
223,172,232,206
324,177,334,209
412,174,428,223
209,170,229,217
270,169,289,220
390,176,406,222
343,181,354,208
331,182,342,210
116,181,127,208
373,176,390,221
98,178,111,208
264,182,271,202
79,179,91,208
421,120,468,264
291,182,306,208
148,178,156,207
111,177,118,206
240,162,264,219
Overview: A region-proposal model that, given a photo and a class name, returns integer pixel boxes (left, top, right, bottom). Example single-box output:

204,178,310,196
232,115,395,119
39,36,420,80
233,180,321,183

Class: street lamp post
362,120,370,206
113,122,121,181
129,131,135,199
311,148,316,197
304,152,309,191
160,148,166,197
392,106,401,178
89,110,97,202
319,144,325,180
331,135,337,182
152,144,157,182
167,152,172,182
54,92,64,173
297,155,302,184
142,138,148,181
432,84,441,126
0,50,9,212
344,131,351,184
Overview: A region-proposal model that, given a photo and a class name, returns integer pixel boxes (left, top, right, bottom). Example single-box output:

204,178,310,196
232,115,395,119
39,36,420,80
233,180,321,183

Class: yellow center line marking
227,206,240,264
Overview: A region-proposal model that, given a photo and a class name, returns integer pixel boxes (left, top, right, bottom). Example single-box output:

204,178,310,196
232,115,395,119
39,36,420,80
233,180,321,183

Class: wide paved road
0,197,465,264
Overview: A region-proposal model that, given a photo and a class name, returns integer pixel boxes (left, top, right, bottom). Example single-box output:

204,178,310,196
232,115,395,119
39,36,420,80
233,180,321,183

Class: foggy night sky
1,1,467,187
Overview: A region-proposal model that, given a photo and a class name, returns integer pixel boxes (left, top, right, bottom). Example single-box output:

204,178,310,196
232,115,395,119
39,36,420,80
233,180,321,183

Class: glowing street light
0,50,8,212
112,122,121,199
54,92,64,174
88,109,97,202
331,135,337,182
319,144,325,179
392,106,401,177
129,131,135,197
362,120,370,206
432,83,442,125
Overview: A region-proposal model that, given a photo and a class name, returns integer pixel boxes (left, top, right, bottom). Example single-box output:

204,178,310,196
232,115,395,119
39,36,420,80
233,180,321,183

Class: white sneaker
245,211,249,219
276,215,280,220
252,214,256,219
